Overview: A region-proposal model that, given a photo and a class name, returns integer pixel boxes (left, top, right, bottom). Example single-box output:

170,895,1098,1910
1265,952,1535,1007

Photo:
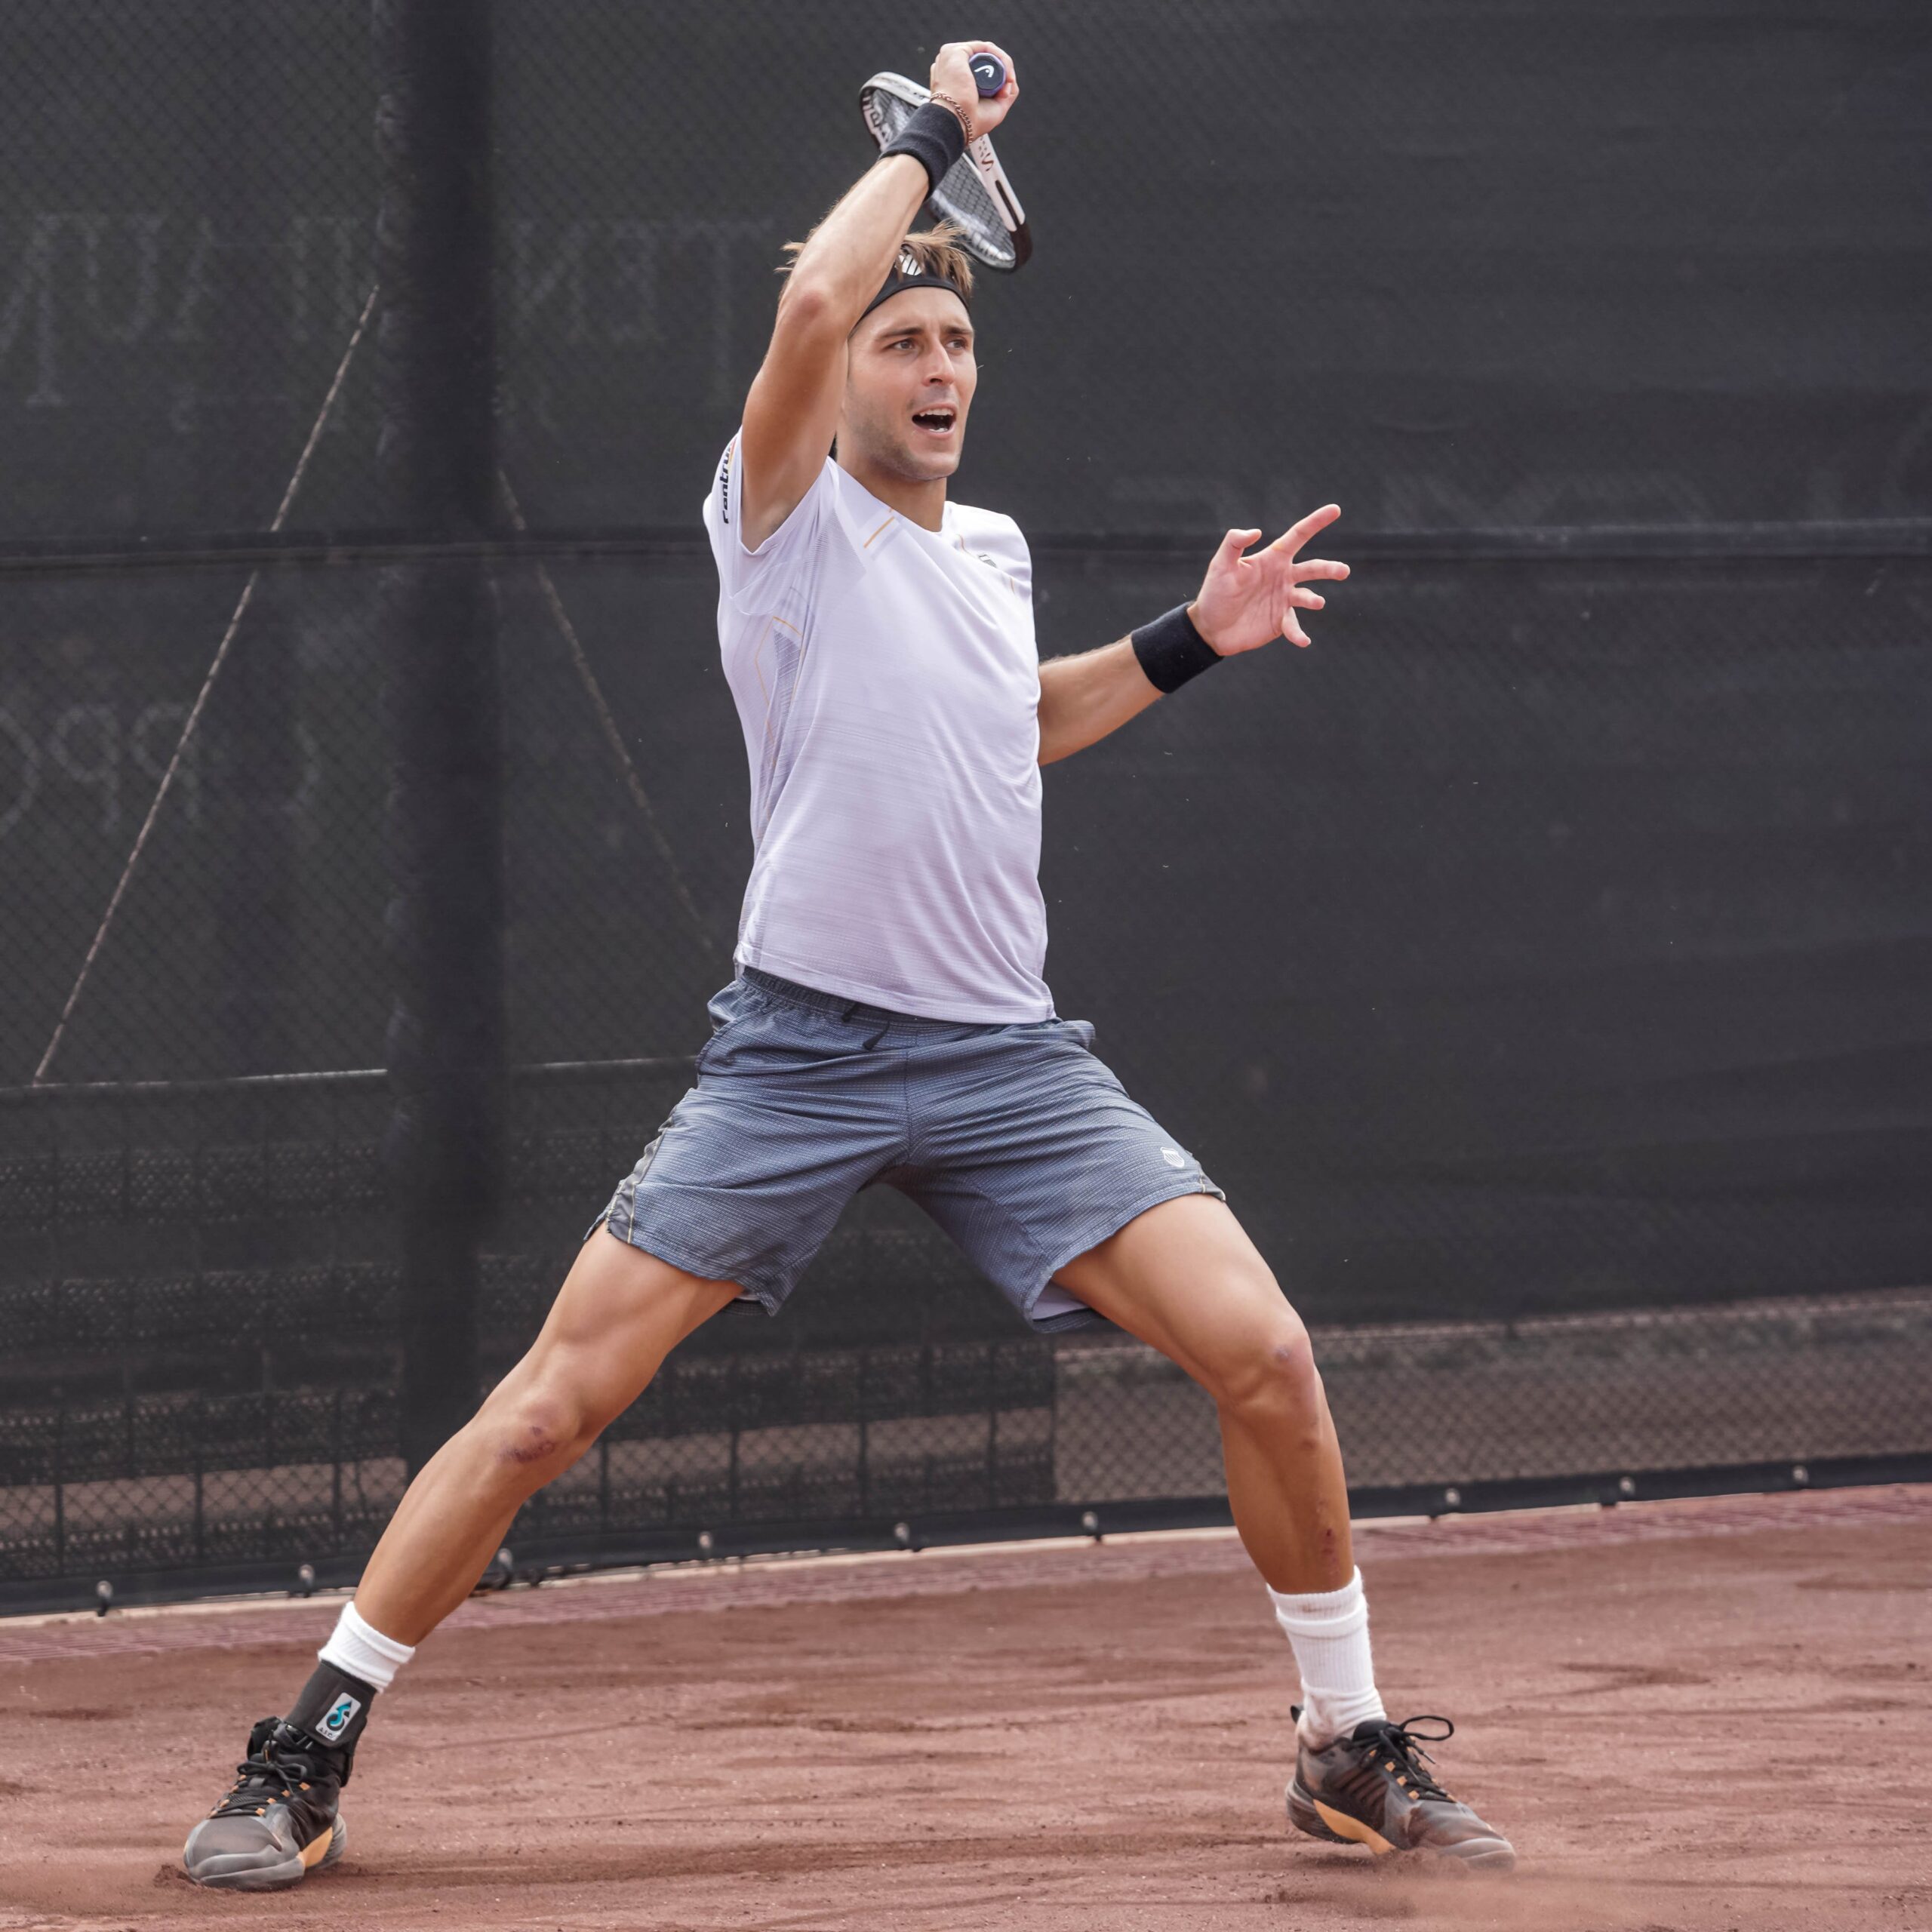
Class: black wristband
1131,605,1222,694
879,100,968,195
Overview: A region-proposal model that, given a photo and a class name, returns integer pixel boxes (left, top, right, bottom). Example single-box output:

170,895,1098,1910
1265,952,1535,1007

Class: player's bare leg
358,1237,741,1641
182,1236,740,1889
1054,1195,1515,1871
1054,1193,1351,1592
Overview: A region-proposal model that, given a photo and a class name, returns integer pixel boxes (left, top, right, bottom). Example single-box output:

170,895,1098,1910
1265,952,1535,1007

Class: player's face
841,291,978,483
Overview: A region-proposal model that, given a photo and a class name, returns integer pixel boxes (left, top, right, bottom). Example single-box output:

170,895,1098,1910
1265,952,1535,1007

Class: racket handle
968,51,1006,97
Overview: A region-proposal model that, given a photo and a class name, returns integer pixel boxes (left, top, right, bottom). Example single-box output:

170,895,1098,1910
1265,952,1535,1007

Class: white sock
1267,1567,1386,1746
318,1600,416,1693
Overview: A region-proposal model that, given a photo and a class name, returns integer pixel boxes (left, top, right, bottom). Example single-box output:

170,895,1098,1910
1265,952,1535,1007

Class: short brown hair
779,221,976,306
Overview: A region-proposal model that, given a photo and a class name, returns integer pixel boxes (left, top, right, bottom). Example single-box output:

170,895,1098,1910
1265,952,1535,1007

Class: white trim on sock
1267,1567,1386,1746
318,1600,416,1692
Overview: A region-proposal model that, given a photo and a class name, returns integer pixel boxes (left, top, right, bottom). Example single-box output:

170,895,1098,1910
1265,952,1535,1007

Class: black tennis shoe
182,1716,349,1890
1287,1709,1515,1872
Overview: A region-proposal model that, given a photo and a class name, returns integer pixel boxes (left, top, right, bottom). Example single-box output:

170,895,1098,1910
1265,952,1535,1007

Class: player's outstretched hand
1188,507,1349,654
930,41,1019,136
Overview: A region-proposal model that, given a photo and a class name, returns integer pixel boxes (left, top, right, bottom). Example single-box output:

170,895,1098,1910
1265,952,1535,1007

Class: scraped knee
491,1388,590,1472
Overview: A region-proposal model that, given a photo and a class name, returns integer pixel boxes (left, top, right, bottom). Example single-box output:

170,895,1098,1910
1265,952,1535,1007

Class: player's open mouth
912,408,956,435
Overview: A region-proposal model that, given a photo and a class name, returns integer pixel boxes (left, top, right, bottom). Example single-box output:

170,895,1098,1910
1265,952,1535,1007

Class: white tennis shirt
703,433,1053,1023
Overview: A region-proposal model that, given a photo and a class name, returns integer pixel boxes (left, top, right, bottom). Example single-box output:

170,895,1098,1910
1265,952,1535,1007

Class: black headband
861,247,971,321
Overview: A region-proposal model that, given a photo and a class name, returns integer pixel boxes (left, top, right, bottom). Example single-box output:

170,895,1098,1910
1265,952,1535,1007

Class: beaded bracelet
927,90,977,143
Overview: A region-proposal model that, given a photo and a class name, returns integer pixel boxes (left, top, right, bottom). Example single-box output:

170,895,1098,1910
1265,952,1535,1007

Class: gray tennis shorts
592,968,1225,1334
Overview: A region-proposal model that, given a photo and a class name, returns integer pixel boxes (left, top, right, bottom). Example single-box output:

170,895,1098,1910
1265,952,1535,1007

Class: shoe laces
1366,1715,1457,1803
208,1719,327,1820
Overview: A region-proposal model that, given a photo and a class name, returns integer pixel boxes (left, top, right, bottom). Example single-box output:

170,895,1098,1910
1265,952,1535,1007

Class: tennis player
183,39,1513,1889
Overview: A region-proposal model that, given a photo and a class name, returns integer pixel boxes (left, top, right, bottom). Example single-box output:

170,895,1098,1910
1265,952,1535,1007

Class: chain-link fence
3,2,1930,1611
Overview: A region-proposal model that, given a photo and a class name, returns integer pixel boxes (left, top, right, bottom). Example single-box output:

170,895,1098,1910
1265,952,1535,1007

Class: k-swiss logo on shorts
1161,1146,1187,1169
316,1693,361,1743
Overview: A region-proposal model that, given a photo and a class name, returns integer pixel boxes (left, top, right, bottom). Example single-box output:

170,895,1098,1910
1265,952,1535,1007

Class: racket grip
968,51,1006,97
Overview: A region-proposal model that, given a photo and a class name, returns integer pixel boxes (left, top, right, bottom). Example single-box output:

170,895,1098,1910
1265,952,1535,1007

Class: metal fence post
372,0,504,1476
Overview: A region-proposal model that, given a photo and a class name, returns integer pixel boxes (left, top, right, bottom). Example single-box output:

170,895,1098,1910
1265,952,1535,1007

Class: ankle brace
285,1660,377,1757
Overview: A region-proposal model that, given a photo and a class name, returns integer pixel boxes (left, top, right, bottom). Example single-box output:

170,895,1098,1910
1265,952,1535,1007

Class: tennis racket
860,64,1031,271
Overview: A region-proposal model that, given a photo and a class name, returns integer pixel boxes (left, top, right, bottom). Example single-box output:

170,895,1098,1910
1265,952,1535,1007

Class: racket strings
861,82,1018,272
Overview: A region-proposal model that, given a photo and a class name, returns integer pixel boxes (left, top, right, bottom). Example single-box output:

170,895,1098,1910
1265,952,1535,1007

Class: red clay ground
1,1486,1927,1932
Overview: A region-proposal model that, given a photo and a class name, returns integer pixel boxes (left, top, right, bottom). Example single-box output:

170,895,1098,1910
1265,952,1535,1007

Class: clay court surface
0,1487,1926,1932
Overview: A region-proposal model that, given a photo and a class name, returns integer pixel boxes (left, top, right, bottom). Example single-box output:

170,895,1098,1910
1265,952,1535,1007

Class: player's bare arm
740,40,1018,549
1036,507,1352,764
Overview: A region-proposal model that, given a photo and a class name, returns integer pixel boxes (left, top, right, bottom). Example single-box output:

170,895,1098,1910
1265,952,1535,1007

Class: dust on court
0,1485,1926,1932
